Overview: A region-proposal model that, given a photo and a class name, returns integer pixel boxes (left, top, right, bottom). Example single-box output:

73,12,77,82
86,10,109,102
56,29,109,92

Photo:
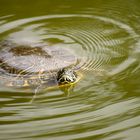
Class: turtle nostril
66,77,71,82
58,74,76,84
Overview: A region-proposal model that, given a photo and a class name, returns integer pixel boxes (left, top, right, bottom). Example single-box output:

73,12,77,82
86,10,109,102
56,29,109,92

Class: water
0,0,140,139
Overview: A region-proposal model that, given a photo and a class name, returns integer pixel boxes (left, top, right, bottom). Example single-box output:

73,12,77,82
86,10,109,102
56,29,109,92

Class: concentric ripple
0,4,140,139
0,14,138,76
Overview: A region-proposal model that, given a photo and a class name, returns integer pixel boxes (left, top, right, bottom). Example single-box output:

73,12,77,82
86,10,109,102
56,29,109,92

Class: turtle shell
0,41,78,88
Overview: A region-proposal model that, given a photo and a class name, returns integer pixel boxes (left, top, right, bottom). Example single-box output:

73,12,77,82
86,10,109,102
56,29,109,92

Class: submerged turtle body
0,41,80,90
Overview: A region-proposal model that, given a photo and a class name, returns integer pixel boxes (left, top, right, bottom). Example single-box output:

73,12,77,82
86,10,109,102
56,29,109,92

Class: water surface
0,0,140,140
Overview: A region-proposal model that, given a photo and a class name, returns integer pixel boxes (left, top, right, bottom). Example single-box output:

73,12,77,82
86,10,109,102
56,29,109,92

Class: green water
0,0,140,139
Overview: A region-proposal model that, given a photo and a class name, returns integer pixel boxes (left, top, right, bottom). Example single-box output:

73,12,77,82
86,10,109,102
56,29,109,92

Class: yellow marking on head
58,72,83,88
44,72,83,91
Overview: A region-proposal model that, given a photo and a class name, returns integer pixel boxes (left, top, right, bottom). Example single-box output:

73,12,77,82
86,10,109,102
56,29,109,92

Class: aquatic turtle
0,40,81,92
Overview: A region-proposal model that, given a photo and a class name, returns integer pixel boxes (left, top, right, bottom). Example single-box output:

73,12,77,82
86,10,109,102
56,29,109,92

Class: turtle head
57,68,77,85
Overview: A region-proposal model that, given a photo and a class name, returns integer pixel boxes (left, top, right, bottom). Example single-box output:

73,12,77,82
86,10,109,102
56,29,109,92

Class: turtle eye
59,78,65,83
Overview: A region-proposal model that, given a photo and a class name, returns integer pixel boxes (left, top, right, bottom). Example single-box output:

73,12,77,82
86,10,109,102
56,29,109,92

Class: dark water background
0,0,140,139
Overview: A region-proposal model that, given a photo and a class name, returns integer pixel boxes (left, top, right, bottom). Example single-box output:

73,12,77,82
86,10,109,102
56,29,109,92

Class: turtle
0,40,82,92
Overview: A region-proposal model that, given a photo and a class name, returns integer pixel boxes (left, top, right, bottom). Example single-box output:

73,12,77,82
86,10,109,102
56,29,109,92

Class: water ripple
0,10,140,140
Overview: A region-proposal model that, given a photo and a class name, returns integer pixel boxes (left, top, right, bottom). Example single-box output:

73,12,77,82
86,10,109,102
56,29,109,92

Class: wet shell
0,41,78,88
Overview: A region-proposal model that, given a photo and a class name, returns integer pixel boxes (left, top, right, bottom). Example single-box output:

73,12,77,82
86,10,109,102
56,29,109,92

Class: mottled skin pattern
57,68,77,85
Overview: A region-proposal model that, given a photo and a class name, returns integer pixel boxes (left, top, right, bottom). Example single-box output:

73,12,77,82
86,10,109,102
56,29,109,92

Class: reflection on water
0,0,140,139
